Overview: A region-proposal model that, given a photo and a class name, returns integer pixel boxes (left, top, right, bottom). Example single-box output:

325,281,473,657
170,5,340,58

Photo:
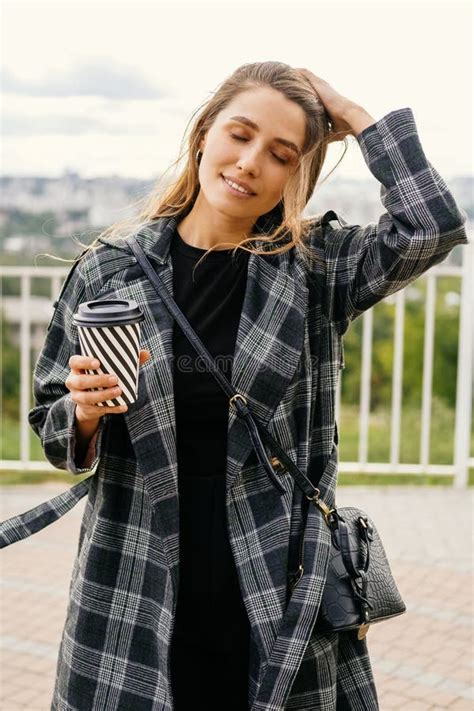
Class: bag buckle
270,456,286,473
229,393,248,413
305,488,337,528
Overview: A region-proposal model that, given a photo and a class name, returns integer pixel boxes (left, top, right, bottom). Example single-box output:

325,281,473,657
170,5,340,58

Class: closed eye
229,134,289,165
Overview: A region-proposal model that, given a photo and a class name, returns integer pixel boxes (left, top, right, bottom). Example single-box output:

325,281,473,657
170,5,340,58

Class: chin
209,191,256,216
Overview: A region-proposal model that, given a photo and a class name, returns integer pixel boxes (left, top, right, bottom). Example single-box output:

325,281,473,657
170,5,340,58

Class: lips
221,174,256,195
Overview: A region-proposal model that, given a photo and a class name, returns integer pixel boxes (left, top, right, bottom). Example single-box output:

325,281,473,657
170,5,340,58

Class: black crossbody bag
126,235,407,641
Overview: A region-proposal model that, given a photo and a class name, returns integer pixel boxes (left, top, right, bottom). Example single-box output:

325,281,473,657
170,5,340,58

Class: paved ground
0,483,472,710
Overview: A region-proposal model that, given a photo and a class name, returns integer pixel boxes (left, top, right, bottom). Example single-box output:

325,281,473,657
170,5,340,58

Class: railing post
453,235,473,488
358,308,373,467
420,273,436,472
390,289,405,469
20,274,31,466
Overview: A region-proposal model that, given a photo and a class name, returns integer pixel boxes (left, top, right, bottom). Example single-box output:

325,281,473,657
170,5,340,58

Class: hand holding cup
66,351,151,425
71,297,146,419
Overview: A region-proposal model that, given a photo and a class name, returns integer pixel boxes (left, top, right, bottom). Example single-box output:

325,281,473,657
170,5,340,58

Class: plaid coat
0,106,468,710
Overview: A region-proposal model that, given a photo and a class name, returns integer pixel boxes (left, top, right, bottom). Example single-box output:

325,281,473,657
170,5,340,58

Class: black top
169,227,252,690
170,226,250,478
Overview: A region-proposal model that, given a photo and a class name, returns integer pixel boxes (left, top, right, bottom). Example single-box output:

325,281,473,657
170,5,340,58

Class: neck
177,191,257,250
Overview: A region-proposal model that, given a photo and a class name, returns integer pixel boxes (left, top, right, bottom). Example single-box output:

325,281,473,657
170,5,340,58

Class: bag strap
125,235,335,524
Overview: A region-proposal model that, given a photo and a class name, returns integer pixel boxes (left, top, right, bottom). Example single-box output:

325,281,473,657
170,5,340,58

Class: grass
1,401,473,487
0,469,93,486
1,469,471,487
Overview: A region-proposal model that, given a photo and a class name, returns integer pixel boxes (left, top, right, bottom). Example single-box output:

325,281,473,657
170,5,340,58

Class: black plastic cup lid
73,299,145,328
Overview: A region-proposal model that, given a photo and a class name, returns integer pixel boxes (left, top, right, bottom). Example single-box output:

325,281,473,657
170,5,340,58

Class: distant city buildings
0,171,471,258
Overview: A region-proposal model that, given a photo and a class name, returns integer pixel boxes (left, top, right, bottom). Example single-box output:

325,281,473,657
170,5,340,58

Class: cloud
2,103,188,135
1,112,123,135
1,61,170,100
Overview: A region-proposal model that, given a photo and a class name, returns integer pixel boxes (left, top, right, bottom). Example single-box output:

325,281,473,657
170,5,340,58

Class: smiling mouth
221,174,256,196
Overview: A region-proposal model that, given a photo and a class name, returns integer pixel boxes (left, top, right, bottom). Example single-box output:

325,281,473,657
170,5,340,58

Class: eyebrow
228,115,302,157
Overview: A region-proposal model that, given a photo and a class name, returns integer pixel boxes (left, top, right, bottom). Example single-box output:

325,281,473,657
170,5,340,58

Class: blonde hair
40,61,349,269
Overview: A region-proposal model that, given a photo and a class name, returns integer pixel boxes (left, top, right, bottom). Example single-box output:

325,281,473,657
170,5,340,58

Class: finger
296,68,321,84
72,384,123,407
78,403,128,417
66,371,119,392
69,355,101,372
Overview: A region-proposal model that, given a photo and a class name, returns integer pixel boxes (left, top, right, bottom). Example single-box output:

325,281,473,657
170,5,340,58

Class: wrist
342,104,377,138
74,427,100,469
74,409,101,467
75,406,100,435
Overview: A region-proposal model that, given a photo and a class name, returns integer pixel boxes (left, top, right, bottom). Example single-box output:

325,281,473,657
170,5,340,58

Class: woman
0,61,468,710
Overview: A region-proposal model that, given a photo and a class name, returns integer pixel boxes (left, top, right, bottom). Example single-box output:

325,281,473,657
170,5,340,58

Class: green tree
341,278,462,411
1,307,20,419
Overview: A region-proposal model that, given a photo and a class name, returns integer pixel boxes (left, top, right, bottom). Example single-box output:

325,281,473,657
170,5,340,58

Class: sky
1,0,472,181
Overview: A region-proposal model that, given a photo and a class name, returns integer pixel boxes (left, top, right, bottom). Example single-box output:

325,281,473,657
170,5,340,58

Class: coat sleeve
320,107,469,331
28,254,110,474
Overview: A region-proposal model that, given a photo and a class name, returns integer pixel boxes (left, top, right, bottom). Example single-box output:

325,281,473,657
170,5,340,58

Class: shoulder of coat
302,209,350,251
95,218,159,253
68,231,142,300
75,239,135,275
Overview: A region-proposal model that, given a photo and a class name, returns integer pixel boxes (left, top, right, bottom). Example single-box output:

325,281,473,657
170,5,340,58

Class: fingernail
92,359,100,368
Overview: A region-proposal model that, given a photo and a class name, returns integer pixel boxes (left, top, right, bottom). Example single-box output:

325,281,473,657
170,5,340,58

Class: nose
236,146,261,177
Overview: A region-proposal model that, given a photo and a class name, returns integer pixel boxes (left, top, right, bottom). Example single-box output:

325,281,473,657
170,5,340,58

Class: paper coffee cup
72,299,145,406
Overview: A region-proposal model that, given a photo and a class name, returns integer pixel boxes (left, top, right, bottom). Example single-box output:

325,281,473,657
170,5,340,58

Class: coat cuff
355,106,416,164
30,393,108,475
65,395,107,474
355,106,469,244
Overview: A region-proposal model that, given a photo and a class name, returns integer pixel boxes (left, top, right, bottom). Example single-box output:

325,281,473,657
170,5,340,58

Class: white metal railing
333,235,474,487
1,235,473,486
1,266,67,472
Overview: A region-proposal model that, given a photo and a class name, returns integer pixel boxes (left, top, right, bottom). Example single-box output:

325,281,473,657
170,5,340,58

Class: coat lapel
224,234,309,492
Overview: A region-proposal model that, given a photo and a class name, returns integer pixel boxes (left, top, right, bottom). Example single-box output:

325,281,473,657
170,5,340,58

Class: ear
198,131,207,153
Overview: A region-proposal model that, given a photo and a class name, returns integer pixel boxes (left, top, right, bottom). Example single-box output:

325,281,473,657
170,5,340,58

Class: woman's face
197,86,307,223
